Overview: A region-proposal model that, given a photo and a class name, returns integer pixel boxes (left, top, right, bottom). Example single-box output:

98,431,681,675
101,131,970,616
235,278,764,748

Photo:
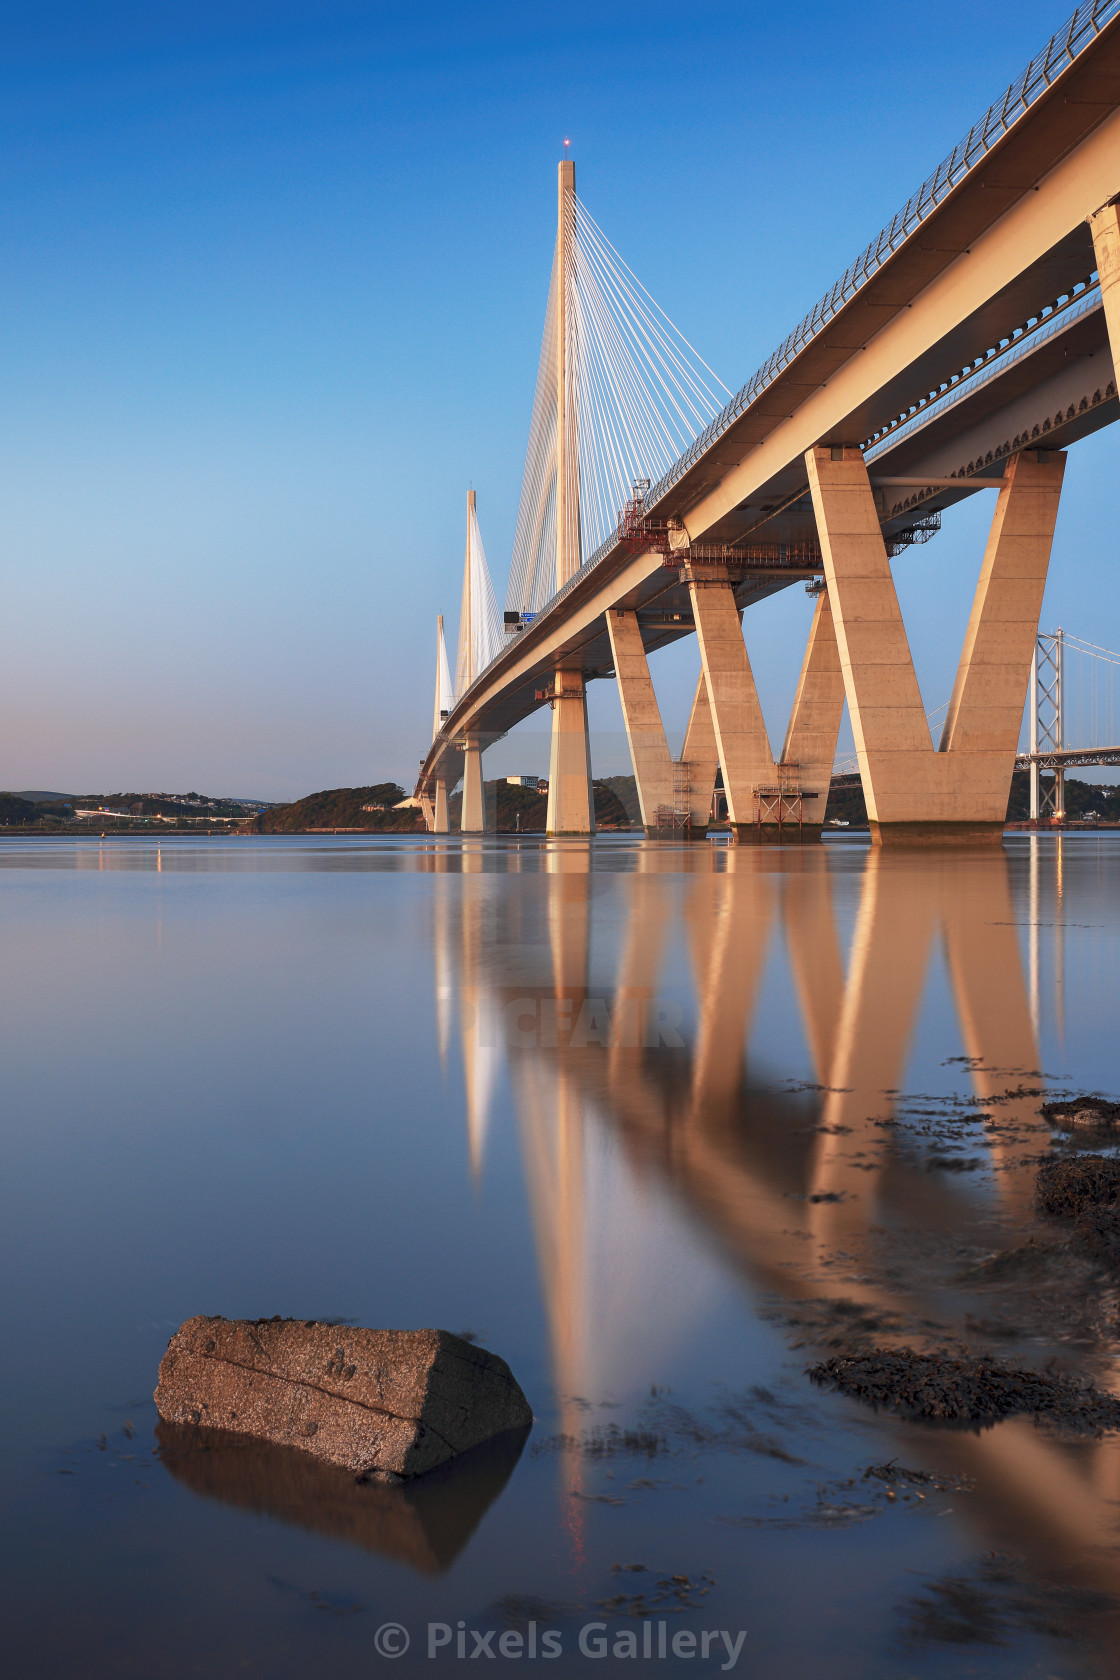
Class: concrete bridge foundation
546,670,595,836
807,444,1065,846
687,572,843,842
606,611,712,838
680,675,720,833
461,738,485,833
606,610,675,836
777,588,846,842
689,576,774,841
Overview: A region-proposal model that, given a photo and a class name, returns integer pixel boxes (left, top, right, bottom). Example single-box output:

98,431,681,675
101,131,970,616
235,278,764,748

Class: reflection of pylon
459,872,501,1182
512,1057,589,1564
433,874,453,1072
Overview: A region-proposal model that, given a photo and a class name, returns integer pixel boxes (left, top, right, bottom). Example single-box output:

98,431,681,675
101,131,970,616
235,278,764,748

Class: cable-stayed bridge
419,1,1120,846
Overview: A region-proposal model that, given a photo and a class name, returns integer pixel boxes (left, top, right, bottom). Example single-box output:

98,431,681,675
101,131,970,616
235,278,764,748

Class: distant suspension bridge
834,627,1120,822
1022,627,1120,817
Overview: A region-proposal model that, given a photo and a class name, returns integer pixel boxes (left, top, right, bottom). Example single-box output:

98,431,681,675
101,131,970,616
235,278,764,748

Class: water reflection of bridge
431,839,1120,1603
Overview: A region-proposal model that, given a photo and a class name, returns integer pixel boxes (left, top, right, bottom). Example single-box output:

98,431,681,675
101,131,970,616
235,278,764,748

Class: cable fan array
506,193,730,621
1062,634,1120,751
432,616,454,742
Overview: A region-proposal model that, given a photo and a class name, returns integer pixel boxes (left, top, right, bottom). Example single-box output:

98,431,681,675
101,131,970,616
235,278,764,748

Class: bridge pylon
454,490,503,833
546,159,596,837
429,614,453,832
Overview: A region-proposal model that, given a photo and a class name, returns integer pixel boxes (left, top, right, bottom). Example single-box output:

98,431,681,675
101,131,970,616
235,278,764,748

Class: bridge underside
420,17,1120,843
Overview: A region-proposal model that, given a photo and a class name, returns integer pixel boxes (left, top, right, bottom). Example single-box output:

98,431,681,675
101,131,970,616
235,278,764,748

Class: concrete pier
606,610,676,836
546,669,595,836
461,738,485,833
807,444,1065,845
689,573,775,840
778,589,846,843
680,675,719,833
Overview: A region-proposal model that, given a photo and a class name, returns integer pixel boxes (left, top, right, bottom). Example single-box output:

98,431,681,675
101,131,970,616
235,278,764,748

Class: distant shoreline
5,823,1120,842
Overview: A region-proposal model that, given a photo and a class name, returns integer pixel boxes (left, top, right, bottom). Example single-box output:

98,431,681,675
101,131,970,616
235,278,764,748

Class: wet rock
154,1317,532,1477
1036,1154,1120,1218
808,1349,1120,1431
1072,1205,1120,1267
1035,1155,1120,1270
1041,1095,1120,1134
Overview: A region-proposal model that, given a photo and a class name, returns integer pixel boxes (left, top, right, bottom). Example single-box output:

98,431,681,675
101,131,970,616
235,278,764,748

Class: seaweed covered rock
809,1349,1120,1431
1034,1155,1120,1272
1073,1207,1120,1267
1041,1096,1120,1135
1036,1154,1120,1218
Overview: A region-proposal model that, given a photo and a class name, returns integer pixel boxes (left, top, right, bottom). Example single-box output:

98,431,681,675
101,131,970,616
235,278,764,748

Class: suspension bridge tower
546,158,596,837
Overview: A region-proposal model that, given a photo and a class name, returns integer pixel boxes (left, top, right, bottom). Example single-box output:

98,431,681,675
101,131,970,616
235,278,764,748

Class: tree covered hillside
243,784,422,833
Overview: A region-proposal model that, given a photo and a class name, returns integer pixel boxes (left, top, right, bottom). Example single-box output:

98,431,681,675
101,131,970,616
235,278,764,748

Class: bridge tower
430,614,453,832
546,158,596,838
458,490,486,833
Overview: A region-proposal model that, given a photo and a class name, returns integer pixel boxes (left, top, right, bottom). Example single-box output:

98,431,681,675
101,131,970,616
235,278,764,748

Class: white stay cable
503,189,730,625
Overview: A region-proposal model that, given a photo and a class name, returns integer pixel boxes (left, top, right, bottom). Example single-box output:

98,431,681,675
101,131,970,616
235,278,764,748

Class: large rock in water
154,1317,533,1478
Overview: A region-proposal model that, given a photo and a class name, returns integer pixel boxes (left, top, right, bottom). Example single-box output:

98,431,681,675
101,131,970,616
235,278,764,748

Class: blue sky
1,0,1116,798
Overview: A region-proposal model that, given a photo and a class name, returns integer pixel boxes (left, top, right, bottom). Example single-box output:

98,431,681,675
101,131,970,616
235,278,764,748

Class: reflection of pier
436,839,1120,1600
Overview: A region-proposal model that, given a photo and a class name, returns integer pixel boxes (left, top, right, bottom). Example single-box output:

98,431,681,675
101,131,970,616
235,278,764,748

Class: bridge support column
606,610,678,837
780,589,846,840
688,573,774,840
806,444,1065,846
680,674,718,833
1090,200,1120,388
461,738,485,833
546,669,595,836
433,778,450,834
689,574,843,842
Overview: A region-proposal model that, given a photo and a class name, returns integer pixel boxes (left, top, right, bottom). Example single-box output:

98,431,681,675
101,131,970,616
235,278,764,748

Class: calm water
3,832,1120,1678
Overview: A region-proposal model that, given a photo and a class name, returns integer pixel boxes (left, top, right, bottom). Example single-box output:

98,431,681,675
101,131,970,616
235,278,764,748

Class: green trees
251,785,416,833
